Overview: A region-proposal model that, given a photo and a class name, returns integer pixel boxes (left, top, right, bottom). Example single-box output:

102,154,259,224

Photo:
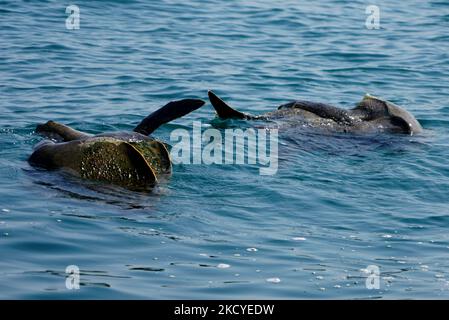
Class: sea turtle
29,99,205,190
207,91,423,135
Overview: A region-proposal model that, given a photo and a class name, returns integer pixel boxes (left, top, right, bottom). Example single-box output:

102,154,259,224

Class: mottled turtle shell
95,132,172,177
29,132,172,190
78,138,159,189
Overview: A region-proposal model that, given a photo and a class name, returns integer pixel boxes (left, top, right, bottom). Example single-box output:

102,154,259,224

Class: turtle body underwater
208,91,423,135
29,99,205,190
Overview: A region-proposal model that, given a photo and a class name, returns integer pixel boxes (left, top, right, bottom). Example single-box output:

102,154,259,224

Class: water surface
1,0,449,299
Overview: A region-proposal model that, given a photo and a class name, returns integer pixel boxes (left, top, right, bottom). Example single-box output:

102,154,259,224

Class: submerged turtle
207,91,423,135
29,99,205,190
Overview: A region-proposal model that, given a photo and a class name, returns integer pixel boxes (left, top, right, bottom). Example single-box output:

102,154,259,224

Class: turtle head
354,94,423,135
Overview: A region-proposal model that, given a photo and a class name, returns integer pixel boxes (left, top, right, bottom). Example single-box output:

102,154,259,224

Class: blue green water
1,0,449,299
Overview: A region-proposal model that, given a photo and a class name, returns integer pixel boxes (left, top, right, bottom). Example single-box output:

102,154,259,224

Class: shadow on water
23,166,169,211
280,126,433,156
22,269,133,290
209,116,433,166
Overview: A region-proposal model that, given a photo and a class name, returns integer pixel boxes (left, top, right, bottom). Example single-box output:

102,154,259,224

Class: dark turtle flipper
208,91,254,120
36,121,90,141
134,99,206,136
278,100,354,125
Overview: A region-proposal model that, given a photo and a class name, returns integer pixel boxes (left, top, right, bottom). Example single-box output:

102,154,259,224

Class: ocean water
1,0,449,299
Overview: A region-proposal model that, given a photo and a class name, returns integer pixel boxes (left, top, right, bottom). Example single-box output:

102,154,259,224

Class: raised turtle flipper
29,137,157,189
36,120,90,142
207,90,253,119
134,98,206,136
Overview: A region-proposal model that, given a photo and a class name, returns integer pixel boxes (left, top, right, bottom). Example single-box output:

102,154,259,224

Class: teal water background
1,0,449,299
